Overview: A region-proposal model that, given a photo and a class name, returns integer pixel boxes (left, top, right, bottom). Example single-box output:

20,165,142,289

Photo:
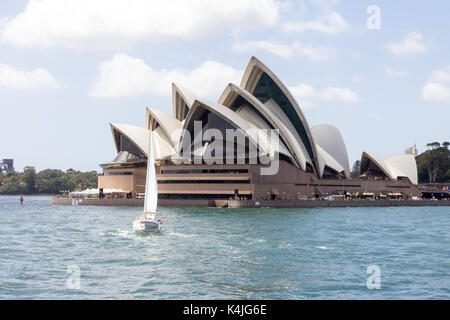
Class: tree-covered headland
416,142,450,183
0,167,98,195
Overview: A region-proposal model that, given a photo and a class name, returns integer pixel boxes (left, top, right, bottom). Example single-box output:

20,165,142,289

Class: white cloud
422,83,450,102
422,66,450,103
1,0,280,49
281,12,350,34
0,63,59,89
385,32,427,55
384,67,409,78
288,83,359,107
232,40,334,61
428,66,450,83
91,53,243,98
289,84,318,107
322,87,360,102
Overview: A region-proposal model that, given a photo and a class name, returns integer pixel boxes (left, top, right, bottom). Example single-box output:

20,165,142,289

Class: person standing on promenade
20,194,23,205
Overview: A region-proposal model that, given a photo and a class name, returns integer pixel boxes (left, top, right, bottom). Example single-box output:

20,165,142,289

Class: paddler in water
20,194,24,205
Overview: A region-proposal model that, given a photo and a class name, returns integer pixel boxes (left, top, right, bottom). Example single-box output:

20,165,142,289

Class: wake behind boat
133,125,162,233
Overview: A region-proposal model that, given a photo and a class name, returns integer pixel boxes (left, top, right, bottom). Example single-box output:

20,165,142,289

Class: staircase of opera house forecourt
51,197,450,208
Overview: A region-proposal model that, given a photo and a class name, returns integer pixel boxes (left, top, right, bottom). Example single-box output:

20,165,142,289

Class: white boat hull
133,212,162,233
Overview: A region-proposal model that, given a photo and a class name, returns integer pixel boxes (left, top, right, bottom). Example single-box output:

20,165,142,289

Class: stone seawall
228,199,450,208
51,197,450,208
50,197,230,208
51,197,144,206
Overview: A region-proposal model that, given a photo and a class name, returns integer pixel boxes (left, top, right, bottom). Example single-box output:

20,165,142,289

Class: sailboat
133,128,162,232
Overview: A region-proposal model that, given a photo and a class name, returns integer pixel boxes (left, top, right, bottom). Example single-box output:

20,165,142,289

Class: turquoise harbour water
0,195,449,299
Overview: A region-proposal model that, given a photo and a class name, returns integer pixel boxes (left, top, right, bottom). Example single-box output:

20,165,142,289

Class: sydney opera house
98,57,421,201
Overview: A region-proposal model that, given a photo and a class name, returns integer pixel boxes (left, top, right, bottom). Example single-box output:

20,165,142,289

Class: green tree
22,166,36,194
443,141,450,149
416,144,450,183
350,160,361,179
445,169,450,181
36,169,65,194
0,168,98,195
430,142,441,149
0,171,26,194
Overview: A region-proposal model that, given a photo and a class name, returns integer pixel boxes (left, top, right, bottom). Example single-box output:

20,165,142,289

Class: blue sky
0,0,449,172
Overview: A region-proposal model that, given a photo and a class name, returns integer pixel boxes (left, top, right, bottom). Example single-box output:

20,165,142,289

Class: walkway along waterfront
51,197,450,208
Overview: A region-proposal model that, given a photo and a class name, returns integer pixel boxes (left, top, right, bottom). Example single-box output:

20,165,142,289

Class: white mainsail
144,128,158,212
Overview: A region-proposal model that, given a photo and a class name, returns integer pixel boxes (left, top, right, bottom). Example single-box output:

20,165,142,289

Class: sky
0,0,449,173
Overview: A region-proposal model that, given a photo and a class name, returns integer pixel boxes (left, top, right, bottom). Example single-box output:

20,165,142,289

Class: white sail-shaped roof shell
233,105,292,159
360,151,418,185
315,144,345,177
218,83,314,170
240,56,319,174
383,154,418,185
311,124,350,178
110,123,176,161
172,83,198,122
146,107,183,147
181,98,295,164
